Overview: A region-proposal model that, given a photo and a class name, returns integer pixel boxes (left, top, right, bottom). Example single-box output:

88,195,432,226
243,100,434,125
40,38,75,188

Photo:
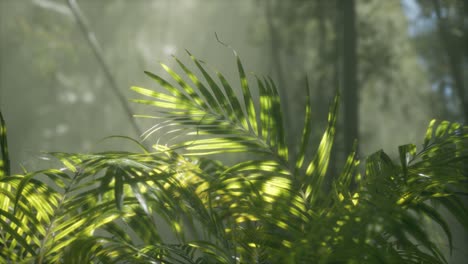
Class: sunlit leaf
295,79,312,174
304,94,339,204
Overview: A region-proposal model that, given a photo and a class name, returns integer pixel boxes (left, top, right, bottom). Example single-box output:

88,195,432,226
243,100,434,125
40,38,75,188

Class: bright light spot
82,91,95,104
338,193,344,201
32,0,72,17
56,124,69,135
282,240,292,248
163,44,177,55
43,128,52,138
182,0,196,9
374,224,382,233
173,222,181,233
336,220,345,226
352,193,359,206
61,91,77,104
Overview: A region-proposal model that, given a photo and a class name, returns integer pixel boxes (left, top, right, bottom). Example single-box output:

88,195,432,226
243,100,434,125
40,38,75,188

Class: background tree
251,0,433,166
410,0,467,123
340,0,359,156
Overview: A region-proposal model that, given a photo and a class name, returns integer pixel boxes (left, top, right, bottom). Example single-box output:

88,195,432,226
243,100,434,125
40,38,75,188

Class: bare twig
66,0,144,137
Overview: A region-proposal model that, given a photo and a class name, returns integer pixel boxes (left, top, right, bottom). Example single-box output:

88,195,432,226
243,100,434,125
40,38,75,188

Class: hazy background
1,0,466,261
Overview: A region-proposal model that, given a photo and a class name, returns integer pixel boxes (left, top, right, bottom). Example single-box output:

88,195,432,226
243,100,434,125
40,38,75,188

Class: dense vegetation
1,52,467,263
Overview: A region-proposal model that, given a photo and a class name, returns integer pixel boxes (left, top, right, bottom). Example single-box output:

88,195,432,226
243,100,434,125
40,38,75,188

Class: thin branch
32,0,72,17
66,0,144,138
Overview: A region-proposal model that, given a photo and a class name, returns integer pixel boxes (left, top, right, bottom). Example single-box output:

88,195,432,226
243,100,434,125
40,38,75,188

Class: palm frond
132,50,289,167
0,110,10,177
1,52,467,263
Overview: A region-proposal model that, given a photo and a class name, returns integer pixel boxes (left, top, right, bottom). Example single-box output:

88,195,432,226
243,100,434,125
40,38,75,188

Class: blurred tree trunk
265,0,294,164
316,0,327,120
432,0,468,123
341,0,358,155
465,0,468,69
265,1,287,110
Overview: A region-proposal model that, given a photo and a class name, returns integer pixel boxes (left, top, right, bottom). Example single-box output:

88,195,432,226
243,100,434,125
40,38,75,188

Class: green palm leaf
132,51,289,167
1,50,467,263
0,110,10,177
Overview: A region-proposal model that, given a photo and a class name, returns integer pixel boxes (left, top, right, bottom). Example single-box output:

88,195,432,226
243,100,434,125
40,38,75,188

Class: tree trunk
265,1,294,164
432,0,468,123
341,0,359,155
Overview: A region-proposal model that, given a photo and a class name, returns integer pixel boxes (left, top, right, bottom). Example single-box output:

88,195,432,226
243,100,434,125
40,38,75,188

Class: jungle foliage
0,52,467,263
